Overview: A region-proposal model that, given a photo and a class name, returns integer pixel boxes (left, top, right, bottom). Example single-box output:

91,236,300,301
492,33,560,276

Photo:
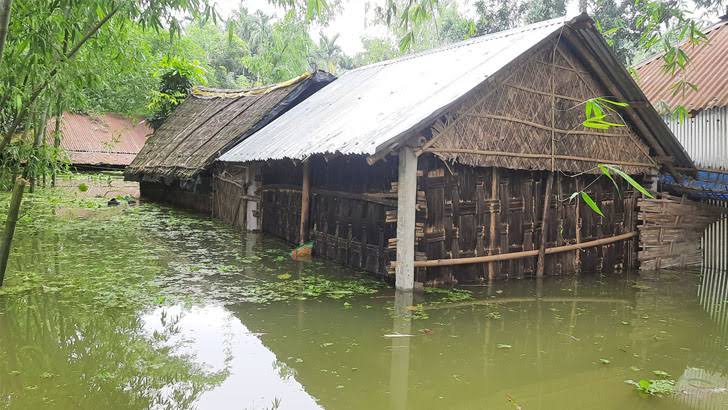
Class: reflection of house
698,267,728,337
48,113,150,169
635,15,728,271
676,367,728,409
218,14,691,286
124,71,334,214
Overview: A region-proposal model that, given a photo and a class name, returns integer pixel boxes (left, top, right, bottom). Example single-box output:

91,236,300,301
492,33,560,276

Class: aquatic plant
424,287,473,304
624,378,675,396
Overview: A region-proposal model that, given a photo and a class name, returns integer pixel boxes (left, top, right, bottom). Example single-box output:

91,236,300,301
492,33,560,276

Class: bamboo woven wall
412,155,639,284
212,164,249,229
257,156,397,275
638,193,725,270
423,38,656,175
139,179,212,214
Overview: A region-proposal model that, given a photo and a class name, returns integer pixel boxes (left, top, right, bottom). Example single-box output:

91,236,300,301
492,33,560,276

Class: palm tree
232,7,273,55
314,32,343,73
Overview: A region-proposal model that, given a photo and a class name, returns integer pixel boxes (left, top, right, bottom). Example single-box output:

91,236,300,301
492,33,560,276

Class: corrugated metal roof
220,15,578,163
635,19,728,113
48,113,151,166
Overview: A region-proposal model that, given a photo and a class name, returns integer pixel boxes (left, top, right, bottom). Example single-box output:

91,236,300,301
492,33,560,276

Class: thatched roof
48,113,150,167
221,14,693,175
125,70,334,182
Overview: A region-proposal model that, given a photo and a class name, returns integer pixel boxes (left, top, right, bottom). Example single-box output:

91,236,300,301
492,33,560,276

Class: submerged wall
139,176,212,214
415,156,640,283
227,154,642,284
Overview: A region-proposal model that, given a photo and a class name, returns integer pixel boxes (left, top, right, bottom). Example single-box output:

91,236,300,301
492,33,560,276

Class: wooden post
488,167,498,281
396,146,417,291
574,178,582,273
0,177,26,286
299,160,311,244
536,173,554,277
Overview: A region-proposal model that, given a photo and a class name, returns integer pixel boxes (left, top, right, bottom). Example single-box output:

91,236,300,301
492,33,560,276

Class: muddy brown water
0,188,727,409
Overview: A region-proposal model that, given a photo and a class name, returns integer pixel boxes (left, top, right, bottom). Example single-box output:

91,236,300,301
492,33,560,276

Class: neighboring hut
48,113,150,169
635,15,728,272
636,14,728,200
124,71,335,214
218,14,693,288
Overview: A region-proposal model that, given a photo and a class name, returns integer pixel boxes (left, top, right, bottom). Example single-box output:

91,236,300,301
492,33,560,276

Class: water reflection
389,290,413,410
2,200,728,409
0,293,224,409
141,305,321,409
698,267,728,337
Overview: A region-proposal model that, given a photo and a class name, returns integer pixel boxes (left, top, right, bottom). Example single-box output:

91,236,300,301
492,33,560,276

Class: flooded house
124,71,335,214
217,14,696,289
635,15,728,272
49,113,150,169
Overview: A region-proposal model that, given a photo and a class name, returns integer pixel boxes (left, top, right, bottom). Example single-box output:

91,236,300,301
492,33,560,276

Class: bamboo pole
575,178,582,272
0,0,11,61
488,167,498,281
536,172,554,277
51,94,63,187
413,231,637,268
0,177,26,286
425,148,656,169
298,160,311,244
463,113,626,138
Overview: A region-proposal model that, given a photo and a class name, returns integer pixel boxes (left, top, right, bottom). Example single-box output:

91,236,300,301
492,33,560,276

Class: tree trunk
29,99,49,192
0,0,12,61
51,96,62,187
0,177,26,286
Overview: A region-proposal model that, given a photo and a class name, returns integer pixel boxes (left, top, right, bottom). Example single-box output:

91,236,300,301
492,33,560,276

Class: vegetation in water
424,287,473,304
237,274,382,304
624,378,675,396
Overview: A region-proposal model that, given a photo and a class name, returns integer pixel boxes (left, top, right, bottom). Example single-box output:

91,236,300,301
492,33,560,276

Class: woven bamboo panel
212,164,248,229
139,178,212,214
257,156,398,276
638,193,725,270
426,38,655,175
416,156,639,284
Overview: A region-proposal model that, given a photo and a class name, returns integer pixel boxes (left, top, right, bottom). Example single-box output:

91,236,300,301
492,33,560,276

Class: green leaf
598,164,620,195
605,165,654,199
399,31,414,52
580,192,604,217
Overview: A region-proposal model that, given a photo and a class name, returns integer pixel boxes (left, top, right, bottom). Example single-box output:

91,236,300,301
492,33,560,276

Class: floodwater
1,185,728,409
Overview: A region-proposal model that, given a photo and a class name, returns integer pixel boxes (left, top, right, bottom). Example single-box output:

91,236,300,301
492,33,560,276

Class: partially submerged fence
638,193,725,270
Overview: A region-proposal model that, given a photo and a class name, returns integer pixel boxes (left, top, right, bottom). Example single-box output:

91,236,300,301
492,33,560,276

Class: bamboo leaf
599,164,620,194
605,165,654,198
581,191,604,217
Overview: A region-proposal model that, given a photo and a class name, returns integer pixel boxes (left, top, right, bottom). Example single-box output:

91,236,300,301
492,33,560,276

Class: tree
0,0,333,284
147,57,206,130
312,32,344,73
473,0,526,35
524,0,566,24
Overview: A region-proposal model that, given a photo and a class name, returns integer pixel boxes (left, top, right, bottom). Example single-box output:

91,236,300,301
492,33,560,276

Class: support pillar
396,146,417,291
299,160,311,244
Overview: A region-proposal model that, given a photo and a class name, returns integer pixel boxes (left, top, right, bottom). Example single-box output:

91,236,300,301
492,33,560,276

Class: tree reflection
0,292,227,409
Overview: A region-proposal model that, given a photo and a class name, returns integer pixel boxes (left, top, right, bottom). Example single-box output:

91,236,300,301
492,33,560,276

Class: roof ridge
192,71,317,99
345,14,576,75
